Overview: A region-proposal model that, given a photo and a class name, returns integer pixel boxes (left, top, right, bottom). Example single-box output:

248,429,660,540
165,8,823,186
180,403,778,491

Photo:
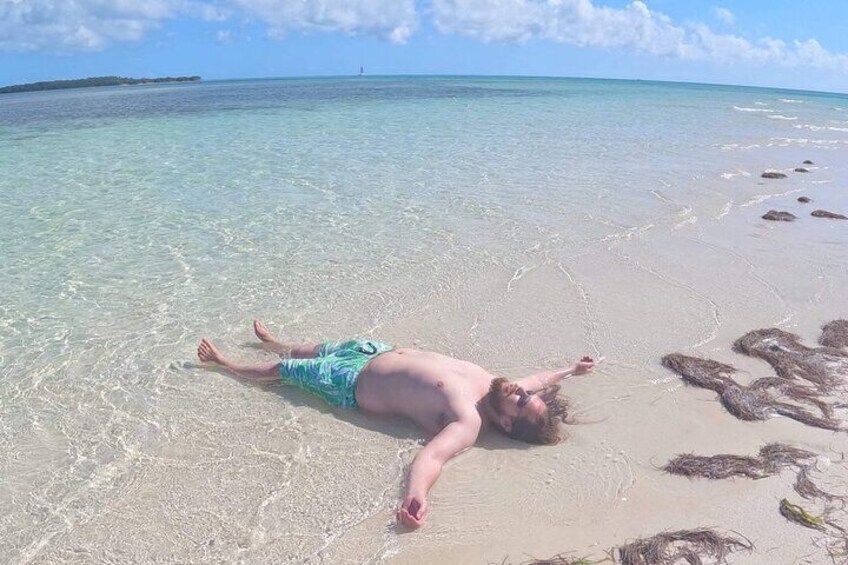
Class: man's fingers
397,508,424,529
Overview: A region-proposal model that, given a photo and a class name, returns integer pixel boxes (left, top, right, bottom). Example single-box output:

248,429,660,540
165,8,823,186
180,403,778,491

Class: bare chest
355,350,491,432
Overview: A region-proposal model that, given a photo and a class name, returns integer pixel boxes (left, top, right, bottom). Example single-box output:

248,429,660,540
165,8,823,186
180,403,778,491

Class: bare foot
253,320,277,343
197,338,224,364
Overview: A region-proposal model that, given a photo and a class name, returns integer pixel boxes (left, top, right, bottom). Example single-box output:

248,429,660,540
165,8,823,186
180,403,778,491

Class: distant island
0,75,201,95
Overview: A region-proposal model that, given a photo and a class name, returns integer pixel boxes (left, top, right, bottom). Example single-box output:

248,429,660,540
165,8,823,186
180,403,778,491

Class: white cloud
0,0,176,51
0,0,846,77
712,7,735,27
216,29,233,44
233,0,416,43
433,0,694,57
0,0,414,52
432,0,848,73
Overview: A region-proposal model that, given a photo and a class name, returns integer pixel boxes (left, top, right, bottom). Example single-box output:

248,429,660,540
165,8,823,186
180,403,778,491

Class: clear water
2,77,847,564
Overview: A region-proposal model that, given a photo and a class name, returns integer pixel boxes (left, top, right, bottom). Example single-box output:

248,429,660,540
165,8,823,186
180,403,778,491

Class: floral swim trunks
279,339,393,409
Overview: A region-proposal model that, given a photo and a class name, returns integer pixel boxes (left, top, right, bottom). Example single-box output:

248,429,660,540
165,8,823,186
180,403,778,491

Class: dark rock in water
797,196,812,203
762,210,796,221
811,209,848,219
820,320,848,349
762,171,788,179
794,167,810,173
803,160,814,165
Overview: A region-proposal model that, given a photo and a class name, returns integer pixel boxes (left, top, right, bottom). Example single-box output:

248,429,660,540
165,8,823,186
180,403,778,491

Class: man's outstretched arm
517,356,595,391
397,419,479,529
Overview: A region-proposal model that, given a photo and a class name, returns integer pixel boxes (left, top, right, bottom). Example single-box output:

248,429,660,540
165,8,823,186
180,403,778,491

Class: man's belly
355,349,456,432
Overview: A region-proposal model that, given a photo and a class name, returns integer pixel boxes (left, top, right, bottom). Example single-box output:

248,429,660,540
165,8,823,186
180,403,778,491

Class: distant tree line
0,75,201,94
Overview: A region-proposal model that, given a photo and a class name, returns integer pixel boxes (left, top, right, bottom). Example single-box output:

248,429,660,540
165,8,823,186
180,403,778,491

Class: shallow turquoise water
2,77,848,564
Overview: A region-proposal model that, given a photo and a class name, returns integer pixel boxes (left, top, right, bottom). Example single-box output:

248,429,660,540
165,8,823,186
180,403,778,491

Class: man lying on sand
197,321,595,528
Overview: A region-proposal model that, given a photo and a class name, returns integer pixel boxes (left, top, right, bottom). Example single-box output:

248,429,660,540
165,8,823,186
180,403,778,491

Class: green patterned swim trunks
279,339,393,409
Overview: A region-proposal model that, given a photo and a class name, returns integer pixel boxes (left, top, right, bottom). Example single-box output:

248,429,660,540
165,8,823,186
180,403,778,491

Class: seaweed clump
661,353,842,431
759,443,816,472
663,443,814,480
519,556,605,565
522,529,752,565
779,499,826,531
616,529,752,565
733,328,848,392
820,320,848,349
794,466,847,505
663,453,765,480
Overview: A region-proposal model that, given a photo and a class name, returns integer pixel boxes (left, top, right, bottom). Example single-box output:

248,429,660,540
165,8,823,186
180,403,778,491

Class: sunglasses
517,389,535,409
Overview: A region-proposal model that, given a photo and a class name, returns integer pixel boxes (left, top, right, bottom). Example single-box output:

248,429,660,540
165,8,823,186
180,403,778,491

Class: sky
2,1,848,93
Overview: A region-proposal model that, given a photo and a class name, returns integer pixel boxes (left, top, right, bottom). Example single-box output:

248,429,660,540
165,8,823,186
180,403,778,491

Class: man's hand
573,356,595,375
397,493,428,529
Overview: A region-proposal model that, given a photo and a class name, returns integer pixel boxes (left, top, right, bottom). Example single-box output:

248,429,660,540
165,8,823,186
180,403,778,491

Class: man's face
489,379,548,424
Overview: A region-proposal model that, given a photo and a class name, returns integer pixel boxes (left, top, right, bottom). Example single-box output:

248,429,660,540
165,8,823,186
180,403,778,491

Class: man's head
486,378,569,445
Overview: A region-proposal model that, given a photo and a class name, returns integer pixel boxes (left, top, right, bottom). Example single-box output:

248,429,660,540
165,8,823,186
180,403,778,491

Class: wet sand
42,163,848,565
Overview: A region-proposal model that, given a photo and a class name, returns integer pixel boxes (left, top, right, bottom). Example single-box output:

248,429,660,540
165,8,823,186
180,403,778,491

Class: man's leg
253,320,320,358
197,338,281,382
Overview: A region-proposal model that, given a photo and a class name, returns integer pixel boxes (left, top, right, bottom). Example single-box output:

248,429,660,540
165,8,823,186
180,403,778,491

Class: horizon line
3,72,847,99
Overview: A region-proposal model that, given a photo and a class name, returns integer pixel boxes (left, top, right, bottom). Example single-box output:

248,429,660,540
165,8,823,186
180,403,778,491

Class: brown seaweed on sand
519,556,606,565
660,354,737,393
663,453,766,479
820,320,848,349
616,529,752,565
663,443,814,480
661,353,842,431
733,328,848,392
523,530,752,565
794,465,847,504
759,443,816,472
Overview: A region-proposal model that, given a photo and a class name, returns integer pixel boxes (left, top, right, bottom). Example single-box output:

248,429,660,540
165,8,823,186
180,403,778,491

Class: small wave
650,189,673,203
793,124,848,132
720,143,761,151
720,170,751,180
754,101,768,106
673,214,698,230
715,201,733,219
768,115,798,121
733,106,774,113
599,223,654,243
769,138,847,147
779,98,804,104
